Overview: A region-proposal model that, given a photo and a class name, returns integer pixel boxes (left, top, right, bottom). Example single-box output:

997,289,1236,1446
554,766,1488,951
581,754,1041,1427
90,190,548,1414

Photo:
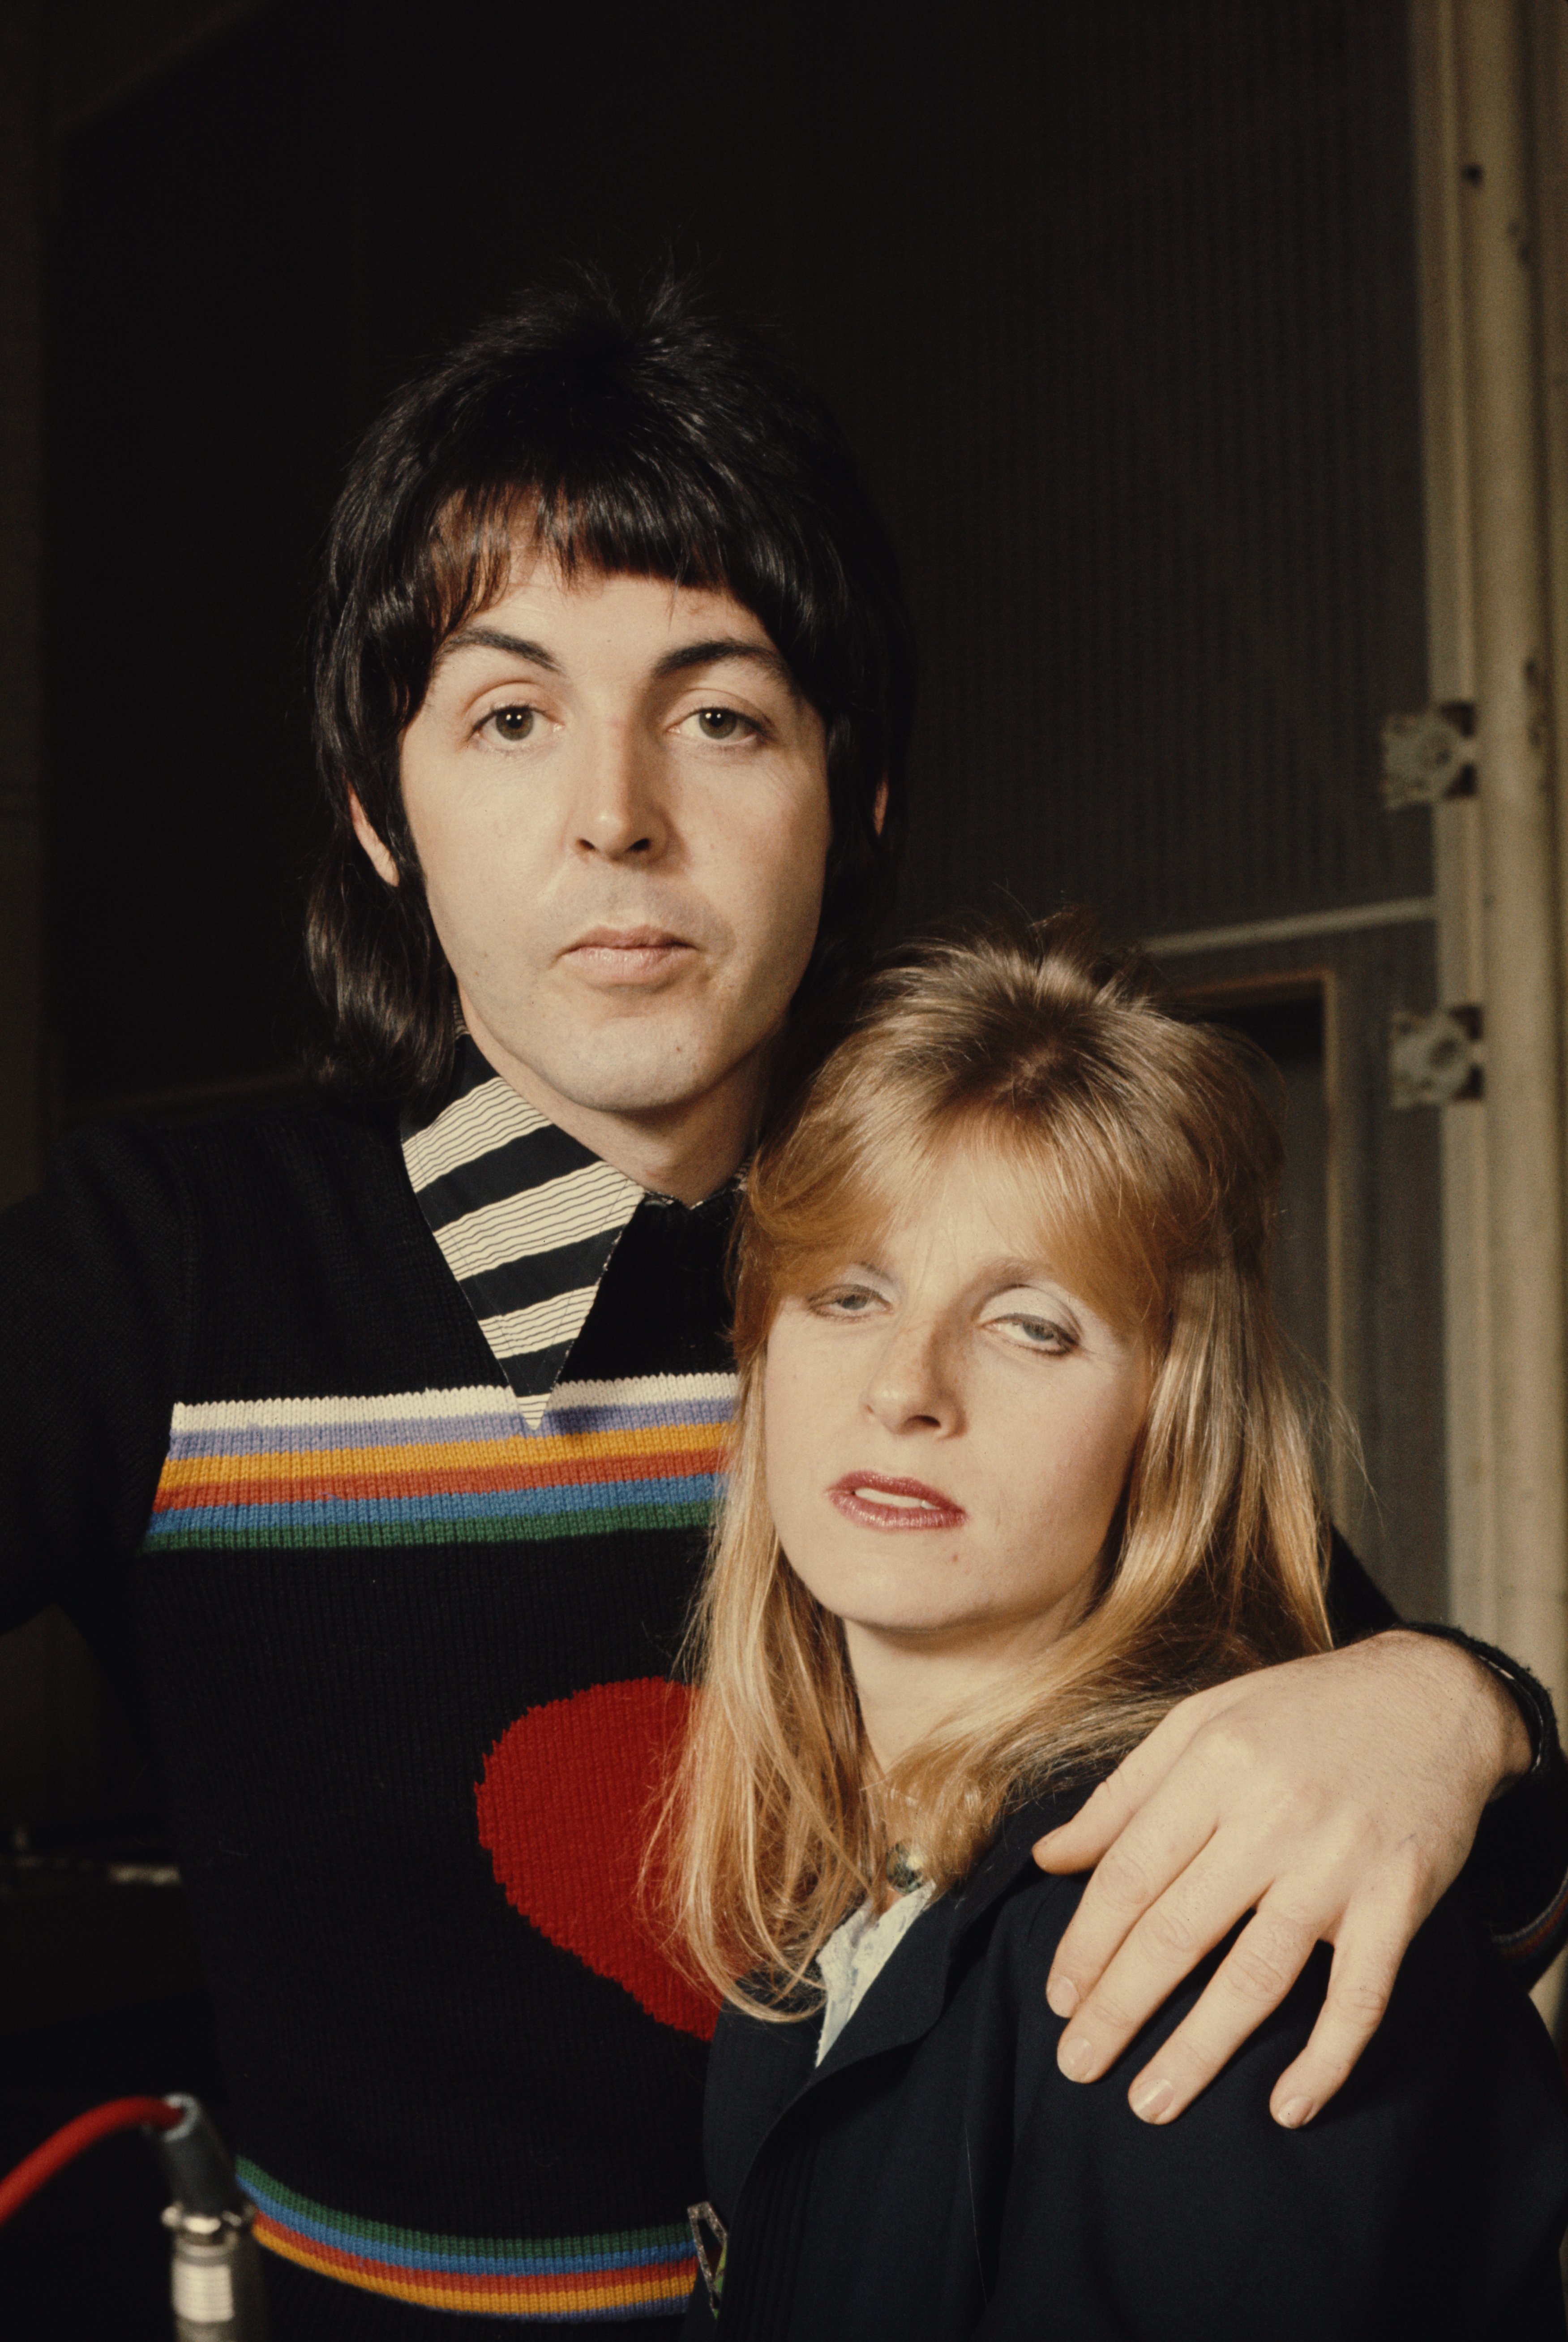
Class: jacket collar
801,1783,1084,2088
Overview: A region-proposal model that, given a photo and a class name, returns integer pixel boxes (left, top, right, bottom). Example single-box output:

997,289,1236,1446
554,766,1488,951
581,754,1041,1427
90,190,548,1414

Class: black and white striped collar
401,1035,647,1428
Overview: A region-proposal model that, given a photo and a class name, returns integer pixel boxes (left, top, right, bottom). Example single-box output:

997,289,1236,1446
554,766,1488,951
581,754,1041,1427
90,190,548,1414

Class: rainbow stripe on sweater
142,1375,735,1551
239,2161,696,2319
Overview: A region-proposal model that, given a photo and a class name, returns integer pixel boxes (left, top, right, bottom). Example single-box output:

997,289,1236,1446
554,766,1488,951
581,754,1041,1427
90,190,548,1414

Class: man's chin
548,1063,734,1119
491,1031,745,1122
463,980,779,1125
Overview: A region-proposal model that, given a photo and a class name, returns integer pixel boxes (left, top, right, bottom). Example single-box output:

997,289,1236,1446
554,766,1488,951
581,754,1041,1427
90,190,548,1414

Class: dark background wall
47,0,1431,1101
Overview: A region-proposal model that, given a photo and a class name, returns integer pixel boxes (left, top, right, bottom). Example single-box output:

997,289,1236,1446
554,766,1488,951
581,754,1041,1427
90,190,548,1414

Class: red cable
0,2096,180,2228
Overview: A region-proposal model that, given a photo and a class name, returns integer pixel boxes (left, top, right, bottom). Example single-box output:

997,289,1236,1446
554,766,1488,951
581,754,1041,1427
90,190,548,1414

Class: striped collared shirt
401,1035,646,1428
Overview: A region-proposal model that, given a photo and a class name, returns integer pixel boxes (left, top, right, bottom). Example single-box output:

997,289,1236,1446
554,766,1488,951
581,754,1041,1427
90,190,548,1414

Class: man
4,275,1563,2338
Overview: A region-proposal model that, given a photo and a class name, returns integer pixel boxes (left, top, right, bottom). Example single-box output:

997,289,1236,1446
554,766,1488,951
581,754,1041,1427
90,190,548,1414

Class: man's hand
1033,1632,1532,2128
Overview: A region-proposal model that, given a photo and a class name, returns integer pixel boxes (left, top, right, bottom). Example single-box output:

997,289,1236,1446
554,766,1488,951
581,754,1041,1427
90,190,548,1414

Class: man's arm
1032,1534,1567,2129
1313,1534,1568,1983
0,1123,184,1654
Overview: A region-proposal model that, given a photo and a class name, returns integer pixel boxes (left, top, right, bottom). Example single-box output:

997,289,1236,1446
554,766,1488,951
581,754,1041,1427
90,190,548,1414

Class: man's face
373,560,831,1149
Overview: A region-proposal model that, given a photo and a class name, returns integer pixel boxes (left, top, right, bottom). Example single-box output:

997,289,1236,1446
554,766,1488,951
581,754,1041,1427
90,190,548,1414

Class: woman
668,912,1568,2340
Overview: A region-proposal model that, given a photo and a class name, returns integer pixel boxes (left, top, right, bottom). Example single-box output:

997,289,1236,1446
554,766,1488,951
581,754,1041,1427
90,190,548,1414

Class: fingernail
1130,2077,1174,2124
1275,2097,1313,2130
1046,1977,1080,2018
1058,2033,1094,2080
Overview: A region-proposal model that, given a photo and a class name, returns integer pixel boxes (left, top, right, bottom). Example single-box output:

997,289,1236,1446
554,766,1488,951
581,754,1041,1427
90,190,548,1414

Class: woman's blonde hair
668,910,1332,2011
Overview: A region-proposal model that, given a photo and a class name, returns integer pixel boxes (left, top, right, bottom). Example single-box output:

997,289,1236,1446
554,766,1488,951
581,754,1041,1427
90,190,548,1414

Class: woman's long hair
667,910,1333,2014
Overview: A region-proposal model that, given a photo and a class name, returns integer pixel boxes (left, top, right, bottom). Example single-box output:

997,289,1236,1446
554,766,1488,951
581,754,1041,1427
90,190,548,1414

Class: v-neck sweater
5,1090,1568,2332
1,1095,734,2327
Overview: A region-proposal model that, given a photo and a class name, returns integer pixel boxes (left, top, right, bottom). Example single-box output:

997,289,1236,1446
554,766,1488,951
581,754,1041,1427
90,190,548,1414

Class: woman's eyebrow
981,1260,1064,1289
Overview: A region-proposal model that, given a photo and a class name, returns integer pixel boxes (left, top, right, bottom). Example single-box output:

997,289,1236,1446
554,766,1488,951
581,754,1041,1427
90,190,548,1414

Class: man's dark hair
305,270,918,1109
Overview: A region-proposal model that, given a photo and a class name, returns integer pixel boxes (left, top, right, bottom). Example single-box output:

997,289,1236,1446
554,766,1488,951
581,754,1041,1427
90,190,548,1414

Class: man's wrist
1389,1623,1547,1794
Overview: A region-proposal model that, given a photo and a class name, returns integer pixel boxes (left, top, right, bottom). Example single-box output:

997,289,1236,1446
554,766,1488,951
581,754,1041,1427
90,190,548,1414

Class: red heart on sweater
476,1677,719,2041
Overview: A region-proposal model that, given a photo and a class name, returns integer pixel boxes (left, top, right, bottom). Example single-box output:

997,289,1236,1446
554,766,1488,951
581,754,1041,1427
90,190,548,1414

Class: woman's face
763,1144,1152,1666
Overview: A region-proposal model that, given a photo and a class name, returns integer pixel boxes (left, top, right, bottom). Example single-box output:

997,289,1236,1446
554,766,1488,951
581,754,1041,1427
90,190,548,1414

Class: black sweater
4,1097,1568,2332
687,1800,1568,2342
1,1101,735,2328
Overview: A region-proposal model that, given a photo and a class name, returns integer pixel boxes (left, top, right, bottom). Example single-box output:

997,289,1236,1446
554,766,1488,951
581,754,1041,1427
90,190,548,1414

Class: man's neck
458,1002,758,1204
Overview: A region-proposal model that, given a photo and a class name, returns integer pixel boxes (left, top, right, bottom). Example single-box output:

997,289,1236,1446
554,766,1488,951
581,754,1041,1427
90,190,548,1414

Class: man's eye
483,704,537,743
692,707,754,741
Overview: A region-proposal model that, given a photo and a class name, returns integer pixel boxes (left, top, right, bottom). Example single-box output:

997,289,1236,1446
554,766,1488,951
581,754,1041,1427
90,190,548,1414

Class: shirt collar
401,1034,645,1427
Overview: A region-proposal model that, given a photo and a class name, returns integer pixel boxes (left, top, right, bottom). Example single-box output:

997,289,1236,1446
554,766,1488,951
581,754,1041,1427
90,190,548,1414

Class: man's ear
873,778,889,835
348,789,400,887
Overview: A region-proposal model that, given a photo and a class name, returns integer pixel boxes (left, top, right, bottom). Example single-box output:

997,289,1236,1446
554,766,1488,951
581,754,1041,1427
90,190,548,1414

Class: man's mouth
561,927,696,983
827,1472,967,1531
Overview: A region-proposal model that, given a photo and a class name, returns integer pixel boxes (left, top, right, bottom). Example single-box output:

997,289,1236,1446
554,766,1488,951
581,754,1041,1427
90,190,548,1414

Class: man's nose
861,1316,961,1437
570,725,671,863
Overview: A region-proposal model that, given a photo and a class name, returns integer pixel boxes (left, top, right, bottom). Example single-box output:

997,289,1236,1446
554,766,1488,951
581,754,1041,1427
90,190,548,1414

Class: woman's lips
827,1472,967,1531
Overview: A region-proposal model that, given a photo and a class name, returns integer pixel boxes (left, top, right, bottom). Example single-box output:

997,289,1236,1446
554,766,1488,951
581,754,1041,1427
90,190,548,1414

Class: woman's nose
861,1319,960,1436
571,726,671,863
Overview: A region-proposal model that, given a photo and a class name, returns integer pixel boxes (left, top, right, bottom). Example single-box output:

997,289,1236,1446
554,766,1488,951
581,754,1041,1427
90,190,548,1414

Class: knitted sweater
2,1096,731,2325
4,1092,1567,2332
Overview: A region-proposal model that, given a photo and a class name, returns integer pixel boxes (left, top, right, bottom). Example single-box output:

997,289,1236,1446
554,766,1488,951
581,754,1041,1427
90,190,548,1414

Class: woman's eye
690,706,756,741
808,1285,884,1319
990,1314,1075,1355
483,704,537,743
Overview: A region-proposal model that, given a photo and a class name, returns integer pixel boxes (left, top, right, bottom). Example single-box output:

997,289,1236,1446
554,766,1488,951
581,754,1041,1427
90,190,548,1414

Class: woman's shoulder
988,1844,1568,2217
961,1796,1568,2194
973,1855,1568,2336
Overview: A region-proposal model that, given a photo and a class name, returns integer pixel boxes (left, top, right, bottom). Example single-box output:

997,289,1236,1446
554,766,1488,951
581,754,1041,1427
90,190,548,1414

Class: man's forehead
438,561,789,679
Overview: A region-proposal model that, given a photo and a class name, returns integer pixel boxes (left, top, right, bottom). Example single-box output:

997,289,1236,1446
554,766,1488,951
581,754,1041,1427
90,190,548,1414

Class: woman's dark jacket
684,1793,1568,2341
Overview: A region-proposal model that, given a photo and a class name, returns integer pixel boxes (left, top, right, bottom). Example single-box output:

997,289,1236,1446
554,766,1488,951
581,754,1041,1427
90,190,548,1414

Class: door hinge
1380,702,1477,808
1390,1006,1483,1106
